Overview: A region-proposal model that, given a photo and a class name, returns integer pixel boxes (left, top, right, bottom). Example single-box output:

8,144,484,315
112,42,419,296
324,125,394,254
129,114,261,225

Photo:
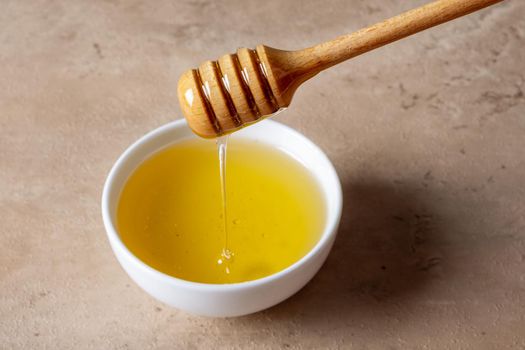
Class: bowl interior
102,119,342,286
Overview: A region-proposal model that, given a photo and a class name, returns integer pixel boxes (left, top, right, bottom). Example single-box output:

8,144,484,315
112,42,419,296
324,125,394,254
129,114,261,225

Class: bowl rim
101,119,342,292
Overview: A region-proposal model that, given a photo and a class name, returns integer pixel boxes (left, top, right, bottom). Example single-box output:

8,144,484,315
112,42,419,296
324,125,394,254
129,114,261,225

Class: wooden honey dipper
178,0,502,138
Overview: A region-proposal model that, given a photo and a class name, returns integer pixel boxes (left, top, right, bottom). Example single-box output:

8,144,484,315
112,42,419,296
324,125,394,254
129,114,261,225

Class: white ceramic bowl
101,119,342,317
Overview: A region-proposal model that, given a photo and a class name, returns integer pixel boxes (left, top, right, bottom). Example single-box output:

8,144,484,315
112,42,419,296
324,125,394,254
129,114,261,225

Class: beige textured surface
1,0,524,348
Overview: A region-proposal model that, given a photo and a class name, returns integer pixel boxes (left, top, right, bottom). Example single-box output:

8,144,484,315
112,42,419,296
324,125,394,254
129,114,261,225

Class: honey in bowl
117,138,326,284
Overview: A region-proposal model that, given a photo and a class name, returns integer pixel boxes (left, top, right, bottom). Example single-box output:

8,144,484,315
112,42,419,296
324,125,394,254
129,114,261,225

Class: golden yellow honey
117,138,325,284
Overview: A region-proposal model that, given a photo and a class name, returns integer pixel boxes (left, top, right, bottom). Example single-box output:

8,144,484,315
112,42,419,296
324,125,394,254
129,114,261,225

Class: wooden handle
298,0,503,74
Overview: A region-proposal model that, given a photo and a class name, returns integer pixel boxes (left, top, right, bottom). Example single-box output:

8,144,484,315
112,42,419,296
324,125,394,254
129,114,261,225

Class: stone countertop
1,0,524,348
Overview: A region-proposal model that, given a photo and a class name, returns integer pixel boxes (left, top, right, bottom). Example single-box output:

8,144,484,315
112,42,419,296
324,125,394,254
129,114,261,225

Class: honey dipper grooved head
178,46,298,138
